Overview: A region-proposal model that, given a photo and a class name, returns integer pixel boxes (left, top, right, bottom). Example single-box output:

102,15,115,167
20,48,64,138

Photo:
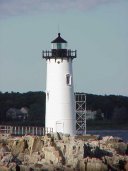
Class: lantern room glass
52,43,67,49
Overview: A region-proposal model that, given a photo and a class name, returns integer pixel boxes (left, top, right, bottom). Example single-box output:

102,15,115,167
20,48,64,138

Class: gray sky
0,0,128,96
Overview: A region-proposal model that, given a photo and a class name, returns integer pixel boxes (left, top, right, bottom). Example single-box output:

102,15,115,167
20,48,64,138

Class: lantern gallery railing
0,125,53,136
42,49,77,59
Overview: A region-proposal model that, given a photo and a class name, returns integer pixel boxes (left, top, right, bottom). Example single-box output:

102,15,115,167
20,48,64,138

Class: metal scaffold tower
75,93,86,135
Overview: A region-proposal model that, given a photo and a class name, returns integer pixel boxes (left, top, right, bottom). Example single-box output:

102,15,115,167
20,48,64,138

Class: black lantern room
42,33,77,60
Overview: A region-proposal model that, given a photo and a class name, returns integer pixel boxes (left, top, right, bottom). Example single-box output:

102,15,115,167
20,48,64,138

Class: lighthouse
42,33,77,135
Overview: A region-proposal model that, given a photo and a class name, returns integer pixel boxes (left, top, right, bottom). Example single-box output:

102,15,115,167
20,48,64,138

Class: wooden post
46,127,48,134
10,126,13,134
36,127,38,135
25,127,27,135
14,126,17,135
5,126,7,134
43,127,45,136
39,127,42,136
18,127,20,135
32,127,34,135
29,127,31,134
22,127,24,135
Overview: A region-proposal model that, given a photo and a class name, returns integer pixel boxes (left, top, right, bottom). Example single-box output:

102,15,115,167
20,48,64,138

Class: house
6,107,28,120
86,110,97,120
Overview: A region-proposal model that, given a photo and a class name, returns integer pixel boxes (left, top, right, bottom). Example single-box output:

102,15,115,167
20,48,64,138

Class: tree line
0,91,128,126
0,91,45,126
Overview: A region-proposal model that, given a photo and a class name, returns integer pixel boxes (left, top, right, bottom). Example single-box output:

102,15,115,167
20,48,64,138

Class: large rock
0,133,128,171
125,161,128,171
11,138,26,156
108,142,127,154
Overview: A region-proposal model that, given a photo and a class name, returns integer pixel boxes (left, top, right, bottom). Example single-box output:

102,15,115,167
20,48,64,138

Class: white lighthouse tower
42,33,77,135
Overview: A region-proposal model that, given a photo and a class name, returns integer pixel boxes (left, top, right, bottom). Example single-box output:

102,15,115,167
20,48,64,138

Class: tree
95,109,104,120
112,106,128,121
29,103,45,126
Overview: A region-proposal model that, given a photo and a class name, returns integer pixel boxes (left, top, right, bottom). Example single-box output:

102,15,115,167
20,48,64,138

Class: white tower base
46,58,75,135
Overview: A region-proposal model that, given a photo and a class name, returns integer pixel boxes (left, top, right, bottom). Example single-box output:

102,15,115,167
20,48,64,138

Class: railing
42,49,77,59
0,125,53,136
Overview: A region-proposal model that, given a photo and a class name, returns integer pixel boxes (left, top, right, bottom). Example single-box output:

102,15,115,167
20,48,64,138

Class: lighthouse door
56,121,64,133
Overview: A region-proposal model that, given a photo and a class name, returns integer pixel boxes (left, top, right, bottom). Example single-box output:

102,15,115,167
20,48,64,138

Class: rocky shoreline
0,133,128,171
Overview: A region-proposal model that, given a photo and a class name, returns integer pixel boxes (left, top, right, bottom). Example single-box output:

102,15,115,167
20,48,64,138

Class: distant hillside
0,91,128,127
86,93,128,120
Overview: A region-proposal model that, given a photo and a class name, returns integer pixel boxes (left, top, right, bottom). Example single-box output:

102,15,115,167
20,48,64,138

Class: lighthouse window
66,74,72,85
57,43,62,49
46,91,49,101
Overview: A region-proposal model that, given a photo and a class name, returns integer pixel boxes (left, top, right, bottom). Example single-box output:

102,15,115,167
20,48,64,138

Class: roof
51,33,67,43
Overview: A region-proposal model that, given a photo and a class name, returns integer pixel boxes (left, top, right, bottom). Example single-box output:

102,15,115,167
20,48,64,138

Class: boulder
0,133,128,171
125,161,128,171
11,139,26,156
108,142,127,154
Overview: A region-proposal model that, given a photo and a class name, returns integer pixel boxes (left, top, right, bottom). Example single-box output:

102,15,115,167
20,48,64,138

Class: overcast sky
0,0,128,96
